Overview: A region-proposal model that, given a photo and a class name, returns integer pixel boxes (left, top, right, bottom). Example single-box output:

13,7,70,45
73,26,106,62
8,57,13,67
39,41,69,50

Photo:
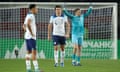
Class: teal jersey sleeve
63,8,74,18
84,6,92,17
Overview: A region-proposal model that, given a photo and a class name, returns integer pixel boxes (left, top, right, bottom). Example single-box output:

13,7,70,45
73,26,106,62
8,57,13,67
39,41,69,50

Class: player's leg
25,39,32,72
31,39,40,72
60,36,66,67
76,36,83,66
54,45,59,67
76,45,82,66
72,35,77,66
53,36,59,67
60,45,65,67
72,44,77,65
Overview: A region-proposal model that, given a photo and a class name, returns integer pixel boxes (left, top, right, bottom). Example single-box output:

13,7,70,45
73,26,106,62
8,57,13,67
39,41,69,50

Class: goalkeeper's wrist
63,8,66,10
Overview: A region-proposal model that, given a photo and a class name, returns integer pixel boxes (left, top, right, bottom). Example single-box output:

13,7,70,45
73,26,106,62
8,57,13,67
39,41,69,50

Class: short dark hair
29,4,36,10
54,5,62,10
74,8,80,13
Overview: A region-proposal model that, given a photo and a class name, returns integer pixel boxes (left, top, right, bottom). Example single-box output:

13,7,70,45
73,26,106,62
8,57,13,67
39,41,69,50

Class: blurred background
0,2,118,59
0,1,119,72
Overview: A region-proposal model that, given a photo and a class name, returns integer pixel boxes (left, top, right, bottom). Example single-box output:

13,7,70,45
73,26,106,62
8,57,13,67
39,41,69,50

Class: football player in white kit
23,4,41,72
48,5,70,67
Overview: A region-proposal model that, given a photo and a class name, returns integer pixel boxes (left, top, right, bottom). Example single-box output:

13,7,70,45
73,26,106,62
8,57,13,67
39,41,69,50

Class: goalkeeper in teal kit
63,6,92,66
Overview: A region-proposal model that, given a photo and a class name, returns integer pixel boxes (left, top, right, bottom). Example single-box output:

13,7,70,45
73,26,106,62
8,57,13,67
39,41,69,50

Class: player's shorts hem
72,35,83,46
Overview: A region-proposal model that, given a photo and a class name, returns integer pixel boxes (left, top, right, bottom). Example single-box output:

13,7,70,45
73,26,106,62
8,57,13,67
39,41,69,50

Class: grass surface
0,59,120,72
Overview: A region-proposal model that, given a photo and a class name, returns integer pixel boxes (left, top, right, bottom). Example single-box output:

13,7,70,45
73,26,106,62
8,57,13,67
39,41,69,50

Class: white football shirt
24,13,36,40
49,14,68,36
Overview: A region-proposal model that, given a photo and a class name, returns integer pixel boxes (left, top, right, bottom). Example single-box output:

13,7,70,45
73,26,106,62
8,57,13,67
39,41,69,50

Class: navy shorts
26,39,36,51
52,35,66,46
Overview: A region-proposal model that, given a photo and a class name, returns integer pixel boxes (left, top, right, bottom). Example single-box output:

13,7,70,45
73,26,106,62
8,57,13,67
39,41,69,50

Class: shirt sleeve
49,16,53,24
24,14,33,25
83,6,93,17
63,8,74,19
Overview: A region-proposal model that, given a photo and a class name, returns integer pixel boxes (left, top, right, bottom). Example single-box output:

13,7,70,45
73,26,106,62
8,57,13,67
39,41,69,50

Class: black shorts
52,35,66,46
26,38,36,51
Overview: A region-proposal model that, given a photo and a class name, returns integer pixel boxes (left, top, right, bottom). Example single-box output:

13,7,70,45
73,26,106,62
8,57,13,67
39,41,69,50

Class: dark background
0,0,119,2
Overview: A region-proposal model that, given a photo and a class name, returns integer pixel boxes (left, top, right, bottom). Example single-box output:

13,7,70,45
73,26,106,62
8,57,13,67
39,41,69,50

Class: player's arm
66,21,70,38
65,16,70,38
22,24,26,32
63,8,74,18
27,18,34,37
48,24,52,40
84,6,93,17
48,16,53,40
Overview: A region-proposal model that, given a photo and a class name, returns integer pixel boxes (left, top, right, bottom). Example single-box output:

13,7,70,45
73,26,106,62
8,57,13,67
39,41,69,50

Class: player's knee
77,46,81,51
61,47,64,51
55,48,58,51
25,54,32,60
32,54,37,60
74,48,77,51
60,44,64,49
78,45,82,48
73,44,77,48
74,48,77,52
54,46,58,51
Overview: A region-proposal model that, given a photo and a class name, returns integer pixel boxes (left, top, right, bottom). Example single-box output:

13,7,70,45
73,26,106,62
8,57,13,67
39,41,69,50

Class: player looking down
48,5,70,67
23,4,41,72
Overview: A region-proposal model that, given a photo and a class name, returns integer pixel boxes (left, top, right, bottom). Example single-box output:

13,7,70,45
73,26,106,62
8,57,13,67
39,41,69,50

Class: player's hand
65,34,70,38
62,3,66,11
31,33,35,37
90,3,93,8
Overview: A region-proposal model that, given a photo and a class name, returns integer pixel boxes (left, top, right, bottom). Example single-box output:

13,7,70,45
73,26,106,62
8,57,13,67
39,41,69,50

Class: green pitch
0,59,120,72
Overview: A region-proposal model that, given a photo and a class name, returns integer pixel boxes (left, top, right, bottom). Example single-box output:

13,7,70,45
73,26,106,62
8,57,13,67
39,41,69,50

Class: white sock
77,61,80,64
60,51,65,63
26,60,31,70
54,50,58,64
33,60,39,70
25,54,31,70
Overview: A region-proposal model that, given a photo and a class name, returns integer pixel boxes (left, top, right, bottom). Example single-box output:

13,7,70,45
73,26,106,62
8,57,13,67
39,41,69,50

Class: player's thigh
58,36,66,51
78,36,83,46
72,35,78,45
59,36,66,45
26,39,33,52
30,39,36,50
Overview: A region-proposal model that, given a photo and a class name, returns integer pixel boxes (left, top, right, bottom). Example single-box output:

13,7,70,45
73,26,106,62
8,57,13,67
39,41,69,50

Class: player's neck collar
28,11,34,15
53,13,64,17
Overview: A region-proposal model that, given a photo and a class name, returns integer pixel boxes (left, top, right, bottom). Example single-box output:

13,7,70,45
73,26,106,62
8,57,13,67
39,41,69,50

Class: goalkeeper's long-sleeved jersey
63,7,92,36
